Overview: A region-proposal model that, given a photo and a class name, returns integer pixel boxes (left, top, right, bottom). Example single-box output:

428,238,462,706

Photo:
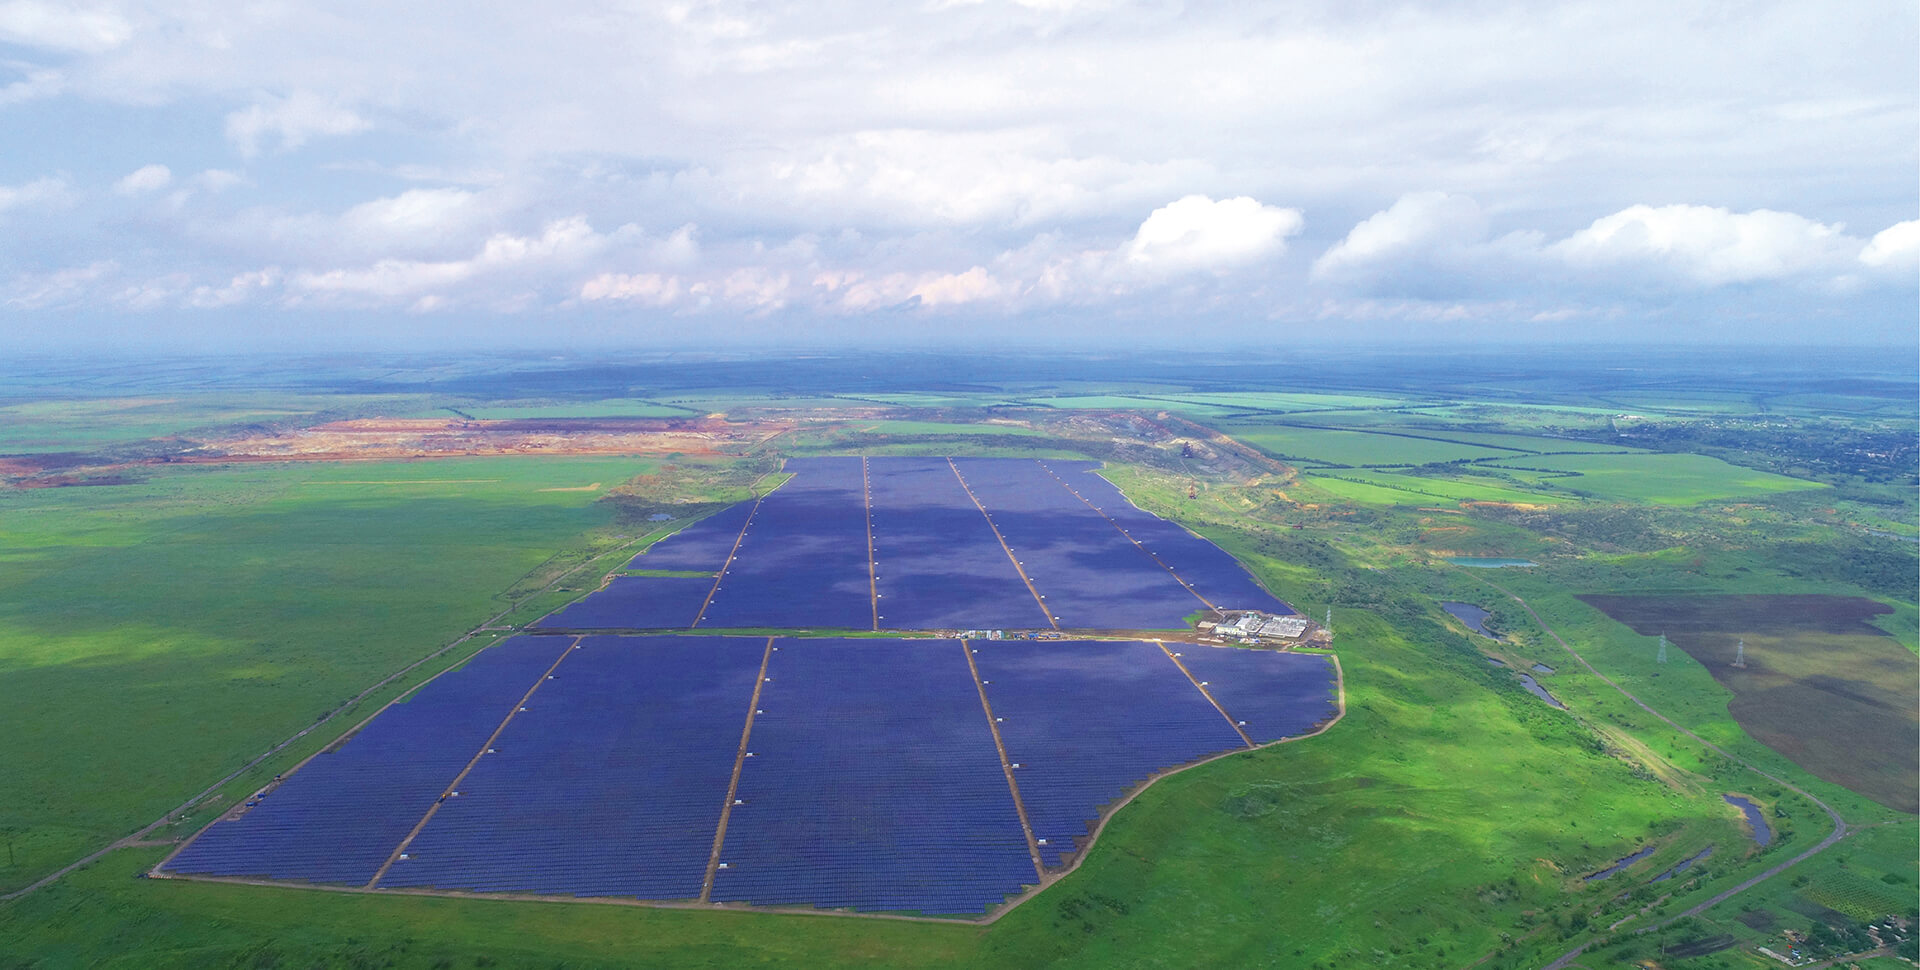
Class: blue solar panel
163,636,570,885
698,458,873,629
381,635,762,899
625,502,753,572
973,639,1246,868
868,456,1049,630
950,458,1209,629
1041,460,1293,615
531,576,714,630
710,638,1035,914
1164,645,1339,744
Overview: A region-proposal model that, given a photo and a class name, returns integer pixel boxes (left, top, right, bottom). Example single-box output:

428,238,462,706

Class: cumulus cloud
1125,195,1303,272
289,216,621,308
0,1,129,53
1549,204,1857,285
114,164,171,195
1858,219,1920,271
1310,192,1515,295
226,92,370,157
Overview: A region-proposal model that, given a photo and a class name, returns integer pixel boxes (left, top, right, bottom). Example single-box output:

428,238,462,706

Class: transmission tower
1732,638,1747,669
1656,634,1669,665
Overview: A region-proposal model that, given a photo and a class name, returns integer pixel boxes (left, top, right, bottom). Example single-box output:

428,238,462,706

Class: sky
0,0,1915,352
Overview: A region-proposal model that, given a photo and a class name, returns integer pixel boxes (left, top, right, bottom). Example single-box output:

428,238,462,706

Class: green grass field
1226,424,1520,466
0,456,659,893
1482,453,1826,504
1305,471,1567,507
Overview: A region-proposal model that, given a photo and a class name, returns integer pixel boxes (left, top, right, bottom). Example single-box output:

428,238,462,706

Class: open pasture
1223,424,1519,466
1304,471,1563,507
162,635,1338,916
1483,452,1825,504
1580,594,1918,812
581,456,1292,632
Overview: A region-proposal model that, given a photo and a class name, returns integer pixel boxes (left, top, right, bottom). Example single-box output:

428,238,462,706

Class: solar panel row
164,634,1335,914
971,639,1248,868
164,636,573,885
553,457,1292,632
380,636,764,898
950,459,1209,629
1039,460,1294,616
709,639,1037,914
868,456,1046,630
532,576,714,630
624,501,755,572
698,458,873,628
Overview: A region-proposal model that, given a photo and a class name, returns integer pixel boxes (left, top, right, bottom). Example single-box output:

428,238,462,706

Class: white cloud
114,164,171,195
1550,204,1855,285
225,91,370,158
1124,195,1302,272
0,62,62,105
1859,219,1920,271
0,1,130,53
0,175,73,213
580,272,682,306
290,216,618,305
1312,192,1493,284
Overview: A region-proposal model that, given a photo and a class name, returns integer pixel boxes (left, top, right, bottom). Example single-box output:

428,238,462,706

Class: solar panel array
951,458,1210,629
546,457,1292,631
532,576,715,630
381,636,763,898
164,636,571,884
699,457,874,629
972,639,1248,868
1170,645,1340,743
868,457,1047,630
709,638,1036,914
625,501,753,571
164,632,1336,912
1040,460,1294,617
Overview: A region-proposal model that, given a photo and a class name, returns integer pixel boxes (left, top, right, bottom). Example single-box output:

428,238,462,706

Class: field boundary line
365,635,583,889
1155,640,1254,747
961,639,1045,880
1036,459,1219,613
690,491,765,628
861,457,879,631
19,526,657,903
1470,576,1851,970
945,457,1058,630
700,637,775,902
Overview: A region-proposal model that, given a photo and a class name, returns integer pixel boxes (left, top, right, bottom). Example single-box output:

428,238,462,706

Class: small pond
1724,794,1773,847
1516,673,1566,709
1486,656,1507,667
1441,601,1498,637
1584,845,1657,881
1651,847,1713,882
1531,662,1555,674
1444,556,1539,568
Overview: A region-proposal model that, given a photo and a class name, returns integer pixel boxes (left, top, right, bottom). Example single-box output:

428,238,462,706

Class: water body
1441,601,1498,637
1724,795,1774,847
1486,656,1508,667
1652,847,1714,882
1531,662,1556,674
1444,556,1539,568
1516,673,1567,709
1584,845,1657,881
647,512,673,521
